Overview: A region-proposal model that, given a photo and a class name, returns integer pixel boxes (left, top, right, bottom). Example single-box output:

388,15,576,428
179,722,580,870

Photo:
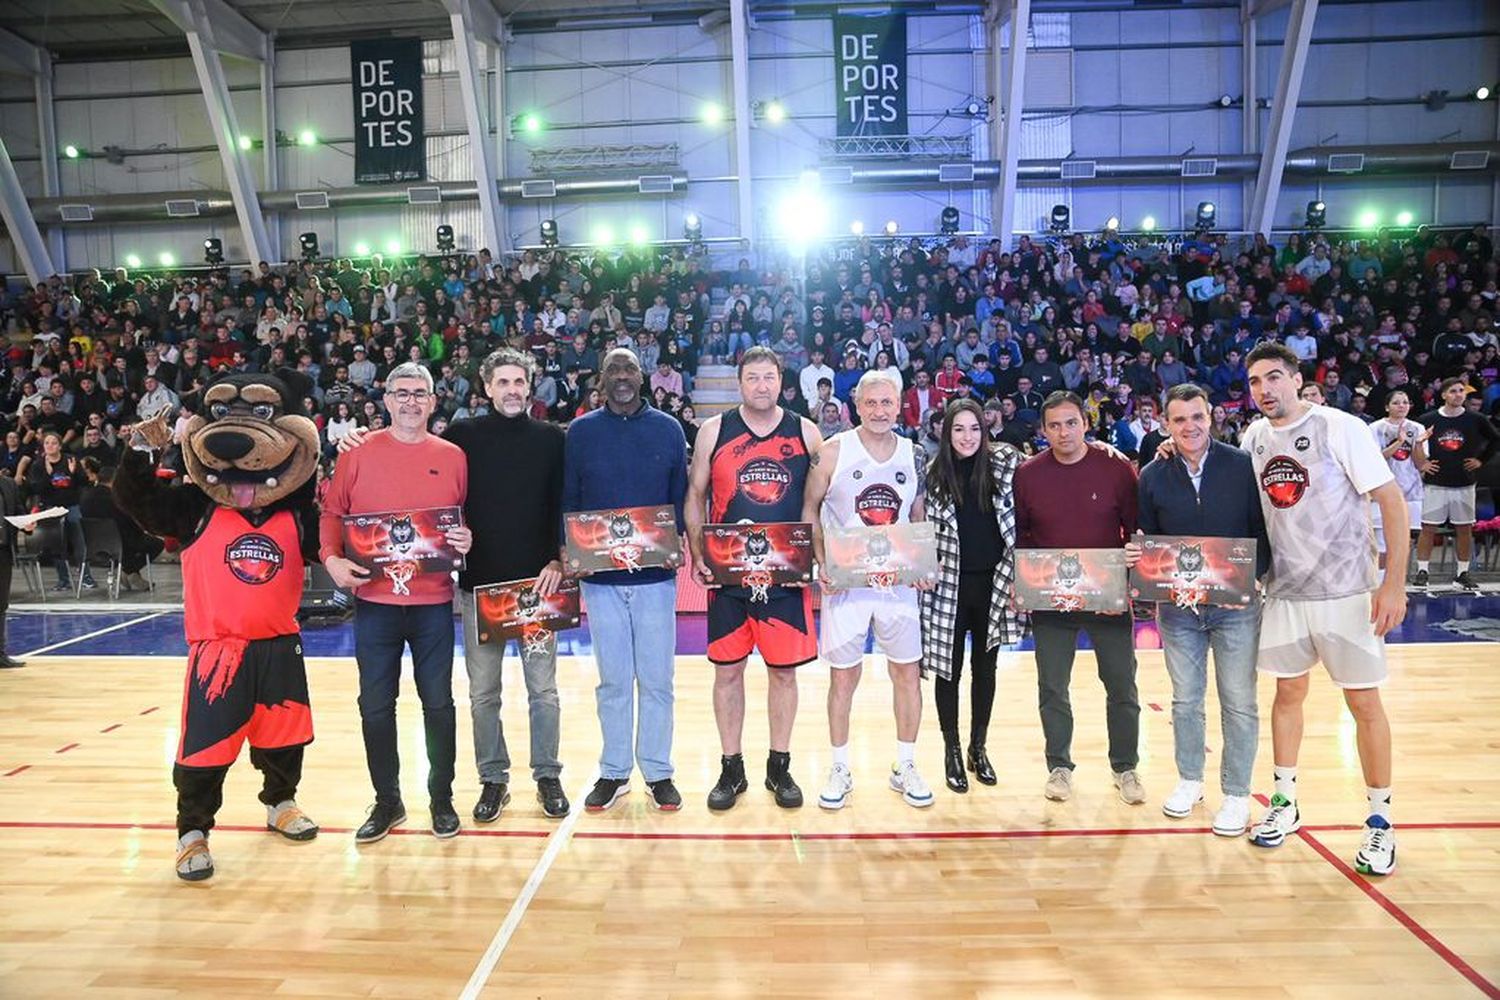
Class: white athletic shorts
1258,593,1388,689
1421,484,1476,526
1370,498,1421,553
819,586,923,669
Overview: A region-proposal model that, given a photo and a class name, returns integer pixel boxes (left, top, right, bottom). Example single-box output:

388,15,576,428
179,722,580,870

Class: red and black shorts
707,586,817,669
176,633,314,769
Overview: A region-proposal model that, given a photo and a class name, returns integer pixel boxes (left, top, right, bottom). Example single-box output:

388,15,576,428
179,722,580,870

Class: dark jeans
173,747,303,837
0,551,11,653
1030,610,1140,774
935,571,998,748
354,599,457,808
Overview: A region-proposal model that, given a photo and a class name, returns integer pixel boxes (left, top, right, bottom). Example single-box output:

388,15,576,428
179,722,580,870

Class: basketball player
1369,389,1426,571
1242,342,1407,876
802,369,934,809
1413,377,1499,589
686,347,823,811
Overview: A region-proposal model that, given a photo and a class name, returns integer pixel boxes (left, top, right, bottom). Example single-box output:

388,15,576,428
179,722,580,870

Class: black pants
0,551,12,654
935,571,998,748
173,746,303,837
1030,610,1140,774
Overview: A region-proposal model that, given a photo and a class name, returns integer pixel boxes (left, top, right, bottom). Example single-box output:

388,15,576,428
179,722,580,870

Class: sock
897,740,917,765
1417,560,1430,572
722,752,744,771
831,744,850,768
1273,766,1298,802
1366,786,1392,822
1457,560,1470,574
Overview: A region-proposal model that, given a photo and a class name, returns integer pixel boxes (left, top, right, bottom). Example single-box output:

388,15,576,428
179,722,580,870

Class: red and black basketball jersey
183,506,304,642
709,407,810,523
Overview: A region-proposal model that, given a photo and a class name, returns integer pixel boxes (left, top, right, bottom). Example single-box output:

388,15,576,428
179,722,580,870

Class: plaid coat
919,443,1027,681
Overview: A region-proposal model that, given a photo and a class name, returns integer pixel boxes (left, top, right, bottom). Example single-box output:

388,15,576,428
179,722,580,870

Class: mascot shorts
176,633,313,768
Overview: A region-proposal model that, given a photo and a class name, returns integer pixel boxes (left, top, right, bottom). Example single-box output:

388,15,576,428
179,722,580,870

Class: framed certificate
1014,548,1129,613
472,578,581,644
701,522,814,587
823,522,939,590
341,506,466,576
564,505,681,575
1129,535,1257,609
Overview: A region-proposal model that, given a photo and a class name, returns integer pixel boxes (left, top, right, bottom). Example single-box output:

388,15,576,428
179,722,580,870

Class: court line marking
457,778,594,1000
18,612,168,658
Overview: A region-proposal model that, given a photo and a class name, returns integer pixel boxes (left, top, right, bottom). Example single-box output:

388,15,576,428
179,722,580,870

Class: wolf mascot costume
114,370,323,882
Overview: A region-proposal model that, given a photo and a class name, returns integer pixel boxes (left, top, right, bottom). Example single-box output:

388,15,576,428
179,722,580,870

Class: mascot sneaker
176,831,214,882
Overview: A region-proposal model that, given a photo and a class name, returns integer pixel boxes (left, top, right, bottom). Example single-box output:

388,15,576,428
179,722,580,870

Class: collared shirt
1179,446,1209,496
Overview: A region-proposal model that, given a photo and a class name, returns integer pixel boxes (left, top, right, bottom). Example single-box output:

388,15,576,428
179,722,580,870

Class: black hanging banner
832,13,908,138
350,38,425,185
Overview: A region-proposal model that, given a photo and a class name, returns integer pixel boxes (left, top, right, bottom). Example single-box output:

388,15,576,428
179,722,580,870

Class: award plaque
702,522,814,601
564,505,681,575
1129,535,1257,609
473,577,581,644
823,522,939,590
1014,548,1129,613
341,506,465,595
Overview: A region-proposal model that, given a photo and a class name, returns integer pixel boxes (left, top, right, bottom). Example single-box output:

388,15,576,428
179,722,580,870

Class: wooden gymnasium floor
1,607,1498,999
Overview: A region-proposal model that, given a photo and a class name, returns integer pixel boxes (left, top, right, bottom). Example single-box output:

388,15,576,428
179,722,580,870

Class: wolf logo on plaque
607,511,644,571
515,586,542,619
742,528,774,603
383,513,419,597
386,515,415,554
1170,542,1208,609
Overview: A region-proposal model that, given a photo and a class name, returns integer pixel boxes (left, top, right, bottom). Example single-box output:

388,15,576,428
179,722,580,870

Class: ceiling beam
149,0,268,63
0,26,45,77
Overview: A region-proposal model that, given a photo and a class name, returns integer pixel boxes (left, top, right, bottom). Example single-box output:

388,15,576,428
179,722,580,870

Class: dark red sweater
1014,447,1138,549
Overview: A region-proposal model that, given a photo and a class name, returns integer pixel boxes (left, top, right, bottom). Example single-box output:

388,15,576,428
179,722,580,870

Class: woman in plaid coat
919,399,1026,793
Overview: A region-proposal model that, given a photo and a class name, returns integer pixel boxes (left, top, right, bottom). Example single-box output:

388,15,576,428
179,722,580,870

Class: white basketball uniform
819,429,923,668
1243,405,1395,688
1368,417,1424,553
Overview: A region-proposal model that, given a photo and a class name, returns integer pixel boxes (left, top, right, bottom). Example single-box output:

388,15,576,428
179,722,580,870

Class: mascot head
180,370,320,510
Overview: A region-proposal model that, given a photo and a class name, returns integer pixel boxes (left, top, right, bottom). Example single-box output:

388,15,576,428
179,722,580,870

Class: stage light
298,129,317,146
385,238,402,255
1396,210,1414,227
1141,216,1157,232
763,100,786,124
1478,85,1492,101
63,144,79,159
1050,204,1070,233
701,102,724,125
1358,208,1379,229
850,220,865,236
299,231,320,261
1195,201,1216,231
237,135,253,151
883,220,899,236
540,219,559,247
353,242,371,256
940,206,960,235
436,225,455,253
628,223,649,247
1104,215,1120,232
1217,94,1233,108
158,251,175,267
592,224,616,246
519,112,543,135
203,237,224,265
682,213,701,242
124,253,142,269
1306,200,1326,229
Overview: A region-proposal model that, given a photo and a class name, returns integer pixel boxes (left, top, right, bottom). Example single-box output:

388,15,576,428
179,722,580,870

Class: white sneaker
1355,816,1396,876
1212,795,1251,837
818,763,853,810
889,761,934,808
1249,793,1301,848
1161,779,1204,819
1044,766,1073,801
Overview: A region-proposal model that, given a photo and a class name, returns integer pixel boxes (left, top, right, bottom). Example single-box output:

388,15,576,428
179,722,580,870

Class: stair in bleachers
690,364,740,415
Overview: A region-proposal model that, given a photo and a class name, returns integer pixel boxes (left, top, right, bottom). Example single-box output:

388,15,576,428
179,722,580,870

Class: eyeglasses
390,389,433,403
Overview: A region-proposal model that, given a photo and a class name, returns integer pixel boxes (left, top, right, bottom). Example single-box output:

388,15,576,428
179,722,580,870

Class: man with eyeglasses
321,362,474,844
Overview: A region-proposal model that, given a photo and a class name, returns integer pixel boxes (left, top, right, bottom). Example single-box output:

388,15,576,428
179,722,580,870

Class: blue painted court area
14,594,1500,660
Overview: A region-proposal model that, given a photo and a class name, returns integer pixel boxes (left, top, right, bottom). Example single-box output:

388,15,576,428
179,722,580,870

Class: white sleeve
1329,411,1394,496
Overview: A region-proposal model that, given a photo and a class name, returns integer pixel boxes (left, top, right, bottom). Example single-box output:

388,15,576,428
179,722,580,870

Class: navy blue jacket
562,401,688,586
1138,438,1270,578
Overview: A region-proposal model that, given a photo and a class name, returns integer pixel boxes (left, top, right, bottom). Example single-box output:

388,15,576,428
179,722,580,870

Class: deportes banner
833,12,908,137
564,505,681,575
1129,536,1257,609
1014,549,1129,613
350,37,425,184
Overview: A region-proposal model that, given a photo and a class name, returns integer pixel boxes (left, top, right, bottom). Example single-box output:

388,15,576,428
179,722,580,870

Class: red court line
99,724,122,734
138,706,159,716
1148,702,1163,712
54,743,79,754
3,766,30,777
1296,827,1500,999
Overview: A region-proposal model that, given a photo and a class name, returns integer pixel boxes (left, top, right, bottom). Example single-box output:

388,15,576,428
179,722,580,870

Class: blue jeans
1157,602,1260,796
353,599,458,807
580,579,677,782
726,331,754,359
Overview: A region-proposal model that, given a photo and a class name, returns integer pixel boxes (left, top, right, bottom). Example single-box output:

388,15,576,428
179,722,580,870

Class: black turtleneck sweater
955,453,1004,574
443,412,565,589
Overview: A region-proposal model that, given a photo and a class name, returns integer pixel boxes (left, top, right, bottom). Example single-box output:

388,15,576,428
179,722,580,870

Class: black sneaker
707,754,748,811
80,577,98,590
584,777,630,812
431,799,461,839
1456,571,1480,591
647,778,682,812
536,777,570,818
354,801,406,844
1413,569,1430,587
50,581,71,593
765,751,803,809
472,782,510,823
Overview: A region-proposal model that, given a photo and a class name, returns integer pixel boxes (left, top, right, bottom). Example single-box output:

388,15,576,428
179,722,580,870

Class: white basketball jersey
822,429,918,532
